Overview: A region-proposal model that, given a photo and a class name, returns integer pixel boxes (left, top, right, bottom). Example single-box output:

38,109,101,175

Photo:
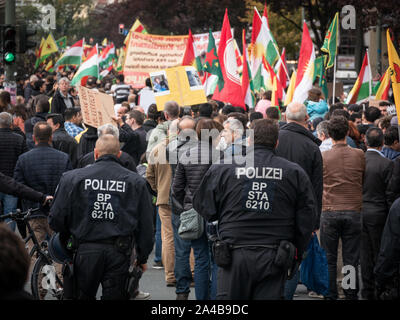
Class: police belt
230,244,279,250
78,236,132,246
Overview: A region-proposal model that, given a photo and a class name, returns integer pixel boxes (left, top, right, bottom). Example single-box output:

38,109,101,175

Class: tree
241,1,302,60
88,0,249,47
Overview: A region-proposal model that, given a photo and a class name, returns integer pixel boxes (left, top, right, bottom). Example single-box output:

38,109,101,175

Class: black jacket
193,145,317,258
0,171,46,204
77,126,98,159
52,128,78,168
276,122,323,230
77,150,137,172
24,112,48,150
143,119,157,133
0,128,27,177
362,150,396,215
119,124,147,165
374,197,400,287
48,155,154,264
14,143,72,215
172,142,222,215
51,89,75,115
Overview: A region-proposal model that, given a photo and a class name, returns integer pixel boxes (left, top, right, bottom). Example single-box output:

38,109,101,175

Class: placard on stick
150,66,207,110
78,86,116,128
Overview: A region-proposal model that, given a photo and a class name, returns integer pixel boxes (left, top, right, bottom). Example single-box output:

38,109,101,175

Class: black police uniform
49,154,154,300
193,145,317,300
374,198,400,298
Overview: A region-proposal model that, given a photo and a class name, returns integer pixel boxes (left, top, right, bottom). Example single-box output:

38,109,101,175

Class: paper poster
78,86,115,128
150,66,207,110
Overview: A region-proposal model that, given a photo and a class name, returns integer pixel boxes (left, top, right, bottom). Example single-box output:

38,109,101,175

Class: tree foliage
89,0,248,46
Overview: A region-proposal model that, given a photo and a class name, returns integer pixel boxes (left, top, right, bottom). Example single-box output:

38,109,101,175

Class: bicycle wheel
31,254,64,300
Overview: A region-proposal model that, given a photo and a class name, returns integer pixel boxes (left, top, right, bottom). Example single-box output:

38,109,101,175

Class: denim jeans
154,206,162,263
172,213,211,300
0,192,18,231
320,210,361,300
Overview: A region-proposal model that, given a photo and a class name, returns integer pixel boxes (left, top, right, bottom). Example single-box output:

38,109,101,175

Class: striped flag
242,29,255,108
182,29,202,71
71,45,99,87
55,39,84,68
293,22,315,103
345,50,372,104
374,68,391,100
99,43,116,69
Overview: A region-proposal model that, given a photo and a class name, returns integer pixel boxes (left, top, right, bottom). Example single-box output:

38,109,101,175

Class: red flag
277,48,287,89
212,9,244,108
182,29,195,66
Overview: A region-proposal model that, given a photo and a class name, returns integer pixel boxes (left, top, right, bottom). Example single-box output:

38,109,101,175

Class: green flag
313,56,325,83
321,12,339,69
203,29,224,91
319,59,329,100
56,36,67,49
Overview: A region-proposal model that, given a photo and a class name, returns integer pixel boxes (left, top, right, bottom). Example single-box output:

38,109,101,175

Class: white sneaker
134,291,151,300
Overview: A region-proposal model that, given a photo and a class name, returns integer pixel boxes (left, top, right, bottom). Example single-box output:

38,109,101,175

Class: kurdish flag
71,45,99,87
242,29,255,109
182,29,202,71
250,5,280,92
99,43,116,69
345,50,372,104
374,68,391,100
275,48,287,89
55,39,84,68
293,22,315,103
386,29,400,123
100,65,113,80
321,12,339,69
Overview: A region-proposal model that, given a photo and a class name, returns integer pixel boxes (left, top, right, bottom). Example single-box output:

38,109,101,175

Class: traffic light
18,24,37,54
2,25,16,65
119,24,125,34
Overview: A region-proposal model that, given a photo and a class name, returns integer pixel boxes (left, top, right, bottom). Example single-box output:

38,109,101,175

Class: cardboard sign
78,86,115,128
150,66,207,110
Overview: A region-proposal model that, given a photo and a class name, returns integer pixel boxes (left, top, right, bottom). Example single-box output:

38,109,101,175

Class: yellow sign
150,66,207,110
78,86,116,128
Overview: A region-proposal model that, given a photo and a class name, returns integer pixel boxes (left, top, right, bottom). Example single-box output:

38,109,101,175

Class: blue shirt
65,122,84,138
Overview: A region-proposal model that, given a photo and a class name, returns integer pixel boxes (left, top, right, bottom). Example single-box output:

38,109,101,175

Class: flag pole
332,52,336,104
367,48,372,100
254,6,290,80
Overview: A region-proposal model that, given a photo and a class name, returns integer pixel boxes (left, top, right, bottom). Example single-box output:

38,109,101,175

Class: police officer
49,134,154,300
193,119,317,300
374,198,400,299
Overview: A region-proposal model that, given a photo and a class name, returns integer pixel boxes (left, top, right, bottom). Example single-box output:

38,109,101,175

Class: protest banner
78,86,115,128
123,31,224,88
150,66,207,110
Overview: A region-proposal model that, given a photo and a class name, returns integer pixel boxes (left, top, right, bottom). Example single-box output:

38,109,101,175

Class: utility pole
4,0,16,104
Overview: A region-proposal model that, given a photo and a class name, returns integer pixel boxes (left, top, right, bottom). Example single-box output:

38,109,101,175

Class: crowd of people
1,69,400,301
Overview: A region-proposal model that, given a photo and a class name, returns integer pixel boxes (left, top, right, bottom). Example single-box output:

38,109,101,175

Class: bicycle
0,208,64,300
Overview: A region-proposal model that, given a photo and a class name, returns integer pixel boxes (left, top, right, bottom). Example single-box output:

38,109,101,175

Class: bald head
94,134,120,159
178,116,196,131
286,102,308,124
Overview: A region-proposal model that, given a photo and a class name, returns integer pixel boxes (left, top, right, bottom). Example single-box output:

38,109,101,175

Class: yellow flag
387,29,400,124
102,38,108,46
284,70,297,105
41,34,59,57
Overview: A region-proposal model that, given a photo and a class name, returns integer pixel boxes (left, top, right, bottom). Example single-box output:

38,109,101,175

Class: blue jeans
0,192,17,231
172,213,211,300
154,206,162,263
